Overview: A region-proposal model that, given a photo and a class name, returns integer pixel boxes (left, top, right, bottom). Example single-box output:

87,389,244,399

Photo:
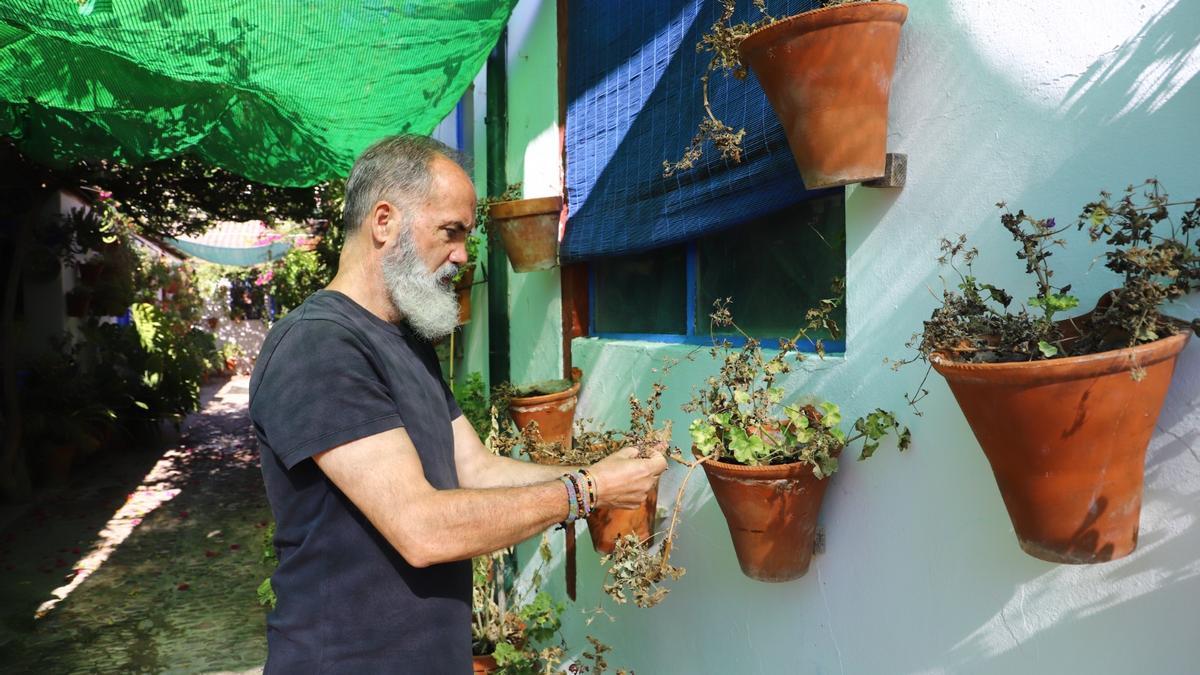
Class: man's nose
447,244,469,266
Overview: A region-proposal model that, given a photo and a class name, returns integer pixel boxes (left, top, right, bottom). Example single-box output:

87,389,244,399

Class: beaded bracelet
569,472,591,517
559,474,579,524
578,468,598,507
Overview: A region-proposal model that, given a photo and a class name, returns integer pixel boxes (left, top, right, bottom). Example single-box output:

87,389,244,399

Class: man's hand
588,446,668,510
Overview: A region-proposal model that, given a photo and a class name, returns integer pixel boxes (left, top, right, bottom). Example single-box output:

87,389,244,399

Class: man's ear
369,201,394,246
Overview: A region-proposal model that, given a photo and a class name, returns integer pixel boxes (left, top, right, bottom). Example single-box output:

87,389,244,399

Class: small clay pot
739,2,908,188
508,376,581,451
931,329,1191,563
472,654,498,674
455,265,476,326
702,457,831,582
587,478,659,555
489,197,562,273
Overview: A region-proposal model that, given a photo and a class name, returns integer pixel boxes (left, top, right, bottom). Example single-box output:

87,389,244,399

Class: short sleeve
251,319,404,469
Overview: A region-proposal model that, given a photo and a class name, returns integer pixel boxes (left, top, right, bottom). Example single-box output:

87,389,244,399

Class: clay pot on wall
702,456,832,582
508,375,582,452
738,2,907,189
488,197,562,273
931,328,1191,564
587,478,659,555
472,654,498,674
455,265,476,326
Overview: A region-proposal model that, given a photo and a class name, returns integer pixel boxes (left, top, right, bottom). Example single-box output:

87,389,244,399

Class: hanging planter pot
455,265,476,326
472,654,498,674
488,197,561,273
508,371,582,452
701,457,832,582
931,329,1191,564
738,2,908,189
587,478,659,555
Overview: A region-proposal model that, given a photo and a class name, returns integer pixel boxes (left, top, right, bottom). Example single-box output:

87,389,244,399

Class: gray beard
381,230,460,340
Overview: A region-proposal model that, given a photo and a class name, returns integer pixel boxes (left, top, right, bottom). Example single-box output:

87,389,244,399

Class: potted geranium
596,286,908,608
684,290,909,581
665,0,907,189
907,180,1198,564
472,536,566,673
499,369,584,452
508,387,671,555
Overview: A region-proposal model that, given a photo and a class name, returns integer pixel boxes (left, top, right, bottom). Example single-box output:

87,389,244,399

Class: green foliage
684,283,910,476
455,372,491,442
267,247,328,317
257,520,278,610
256,578,276,610
472,544,566,674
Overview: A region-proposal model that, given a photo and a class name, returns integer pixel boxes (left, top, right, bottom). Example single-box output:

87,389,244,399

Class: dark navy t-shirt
249,290,468,674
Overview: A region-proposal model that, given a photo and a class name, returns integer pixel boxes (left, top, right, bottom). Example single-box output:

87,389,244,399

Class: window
589,193,846,351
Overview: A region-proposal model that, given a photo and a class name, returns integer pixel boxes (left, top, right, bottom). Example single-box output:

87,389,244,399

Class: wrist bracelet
570,471,592,517
578,468,598,508
559,474,579,524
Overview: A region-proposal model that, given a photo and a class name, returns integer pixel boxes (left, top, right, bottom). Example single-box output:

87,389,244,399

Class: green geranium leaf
766,387,785,404
819,401,841,428
733,389,751,405
689,419,719,455
728,426,767,464
1037,340,1059,358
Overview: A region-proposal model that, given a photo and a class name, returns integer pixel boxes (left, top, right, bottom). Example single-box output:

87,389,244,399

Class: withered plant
902,180,1199,409
664,0,881,177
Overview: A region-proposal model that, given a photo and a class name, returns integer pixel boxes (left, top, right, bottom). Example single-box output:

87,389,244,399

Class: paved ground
0,376,271,674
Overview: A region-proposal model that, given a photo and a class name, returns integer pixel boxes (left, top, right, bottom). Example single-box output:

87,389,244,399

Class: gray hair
342,134,468,234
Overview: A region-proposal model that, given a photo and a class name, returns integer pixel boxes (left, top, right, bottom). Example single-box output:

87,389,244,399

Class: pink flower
254,269,274,287
98,190,112,200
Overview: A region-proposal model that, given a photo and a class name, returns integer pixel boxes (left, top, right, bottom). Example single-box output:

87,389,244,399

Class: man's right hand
588,446,668,510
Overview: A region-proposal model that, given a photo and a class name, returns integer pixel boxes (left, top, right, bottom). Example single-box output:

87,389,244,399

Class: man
249,135,666,674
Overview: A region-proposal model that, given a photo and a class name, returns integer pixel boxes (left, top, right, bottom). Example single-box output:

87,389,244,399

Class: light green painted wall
503,0,562,387
475,0,1200,673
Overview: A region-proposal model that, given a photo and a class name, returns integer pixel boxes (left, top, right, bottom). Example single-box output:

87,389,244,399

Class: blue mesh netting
562,0,835,262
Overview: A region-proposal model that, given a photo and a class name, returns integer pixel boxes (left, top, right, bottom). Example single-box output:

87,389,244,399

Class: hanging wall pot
931,323,1190,564
489,196,562,273
739,2,908,188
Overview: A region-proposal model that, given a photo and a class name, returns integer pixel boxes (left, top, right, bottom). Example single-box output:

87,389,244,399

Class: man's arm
450,415,577,488
313,425,665,567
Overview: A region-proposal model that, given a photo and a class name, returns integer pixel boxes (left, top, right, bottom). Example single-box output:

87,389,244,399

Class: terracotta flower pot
587,478,659,555
702,457,832,581
508,378,581,451
738,2,908,189
488,197,561,273
931,330,1191,564
455,265,476,326
472,654,498,674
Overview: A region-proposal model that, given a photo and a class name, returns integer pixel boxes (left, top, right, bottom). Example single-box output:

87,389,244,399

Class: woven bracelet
559,474,579,524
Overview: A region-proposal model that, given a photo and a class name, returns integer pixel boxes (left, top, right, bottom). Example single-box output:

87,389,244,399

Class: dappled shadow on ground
0,377,271,674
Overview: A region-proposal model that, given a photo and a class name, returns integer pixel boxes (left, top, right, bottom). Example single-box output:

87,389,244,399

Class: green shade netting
0,0,515,186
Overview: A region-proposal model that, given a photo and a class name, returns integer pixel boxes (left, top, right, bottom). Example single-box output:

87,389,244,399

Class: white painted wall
492,1,1200,673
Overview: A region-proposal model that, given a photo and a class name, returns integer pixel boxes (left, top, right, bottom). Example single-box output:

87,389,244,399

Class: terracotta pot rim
509,379,581,407
701,456,820,480
930,330,1191,383
739,1,908,57
488,196,563,220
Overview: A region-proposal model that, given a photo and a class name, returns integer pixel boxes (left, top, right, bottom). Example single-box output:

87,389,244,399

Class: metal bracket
863,153,907,189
